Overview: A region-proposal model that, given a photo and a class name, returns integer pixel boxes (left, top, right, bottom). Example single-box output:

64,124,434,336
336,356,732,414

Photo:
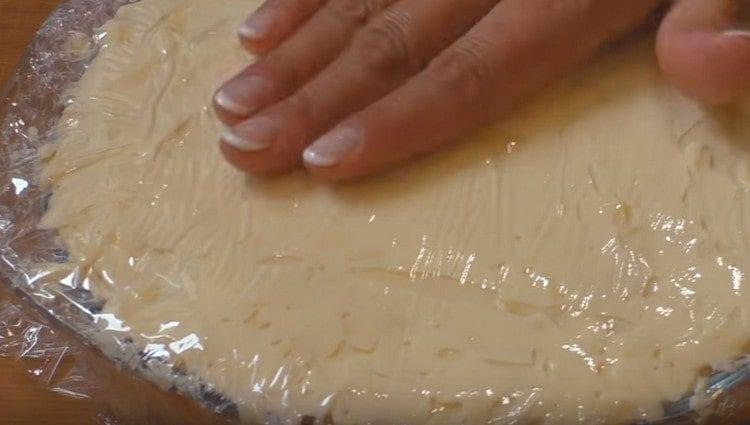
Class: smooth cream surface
39,0,750,423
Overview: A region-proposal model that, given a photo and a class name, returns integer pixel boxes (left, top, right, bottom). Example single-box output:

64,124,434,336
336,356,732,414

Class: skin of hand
214,0,750,182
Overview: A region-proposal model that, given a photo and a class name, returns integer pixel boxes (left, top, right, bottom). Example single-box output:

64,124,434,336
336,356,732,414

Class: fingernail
222,129,268,152
221,118,277,152
239,9,274,41
725,2,750,36
214,75,274,116
303,127,362,167
723,29,750,39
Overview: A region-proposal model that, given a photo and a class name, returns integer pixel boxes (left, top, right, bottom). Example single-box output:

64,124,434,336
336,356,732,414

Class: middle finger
214,0,397,124
221,0,500,174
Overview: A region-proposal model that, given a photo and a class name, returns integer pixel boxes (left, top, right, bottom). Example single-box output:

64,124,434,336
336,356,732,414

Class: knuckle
326,0,378,25
285,91,317,129
306,0,327,8
353,12,419,73
365,0,396,13
427,37,493,102
538,0,592,11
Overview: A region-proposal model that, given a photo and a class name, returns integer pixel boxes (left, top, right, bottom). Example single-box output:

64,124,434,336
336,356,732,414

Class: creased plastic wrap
0,284,234,425
3,0,750,424
0,0,236,423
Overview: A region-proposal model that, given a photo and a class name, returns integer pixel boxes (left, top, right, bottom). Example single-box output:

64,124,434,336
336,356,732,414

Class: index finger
303,0,661,181
238,0,325,55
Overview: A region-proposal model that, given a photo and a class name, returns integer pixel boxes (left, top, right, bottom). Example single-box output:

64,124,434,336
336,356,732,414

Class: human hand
215,0,750,182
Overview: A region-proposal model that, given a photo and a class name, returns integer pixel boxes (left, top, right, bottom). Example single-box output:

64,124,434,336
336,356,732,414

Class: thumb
657,0,750,104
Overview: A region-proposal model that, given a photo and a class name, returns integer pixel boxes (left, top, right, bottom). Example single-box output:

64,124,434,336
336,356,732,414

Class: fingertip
658,30,750,104
219,117,279,174
213,89,253,122
301,124,389,182
302,127,363,167
238,0,325,56
657,1,750,104
237,4,282,55
220,128,270,153
213,73,276,124
221,141,302,176
238,27,279,56
303,161,366,183
221,143,298,176
220,107,312,175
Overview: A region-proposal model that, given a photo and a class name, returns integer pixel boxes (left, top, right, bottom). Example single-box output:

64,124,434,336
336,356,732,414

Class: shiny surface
0,353,94,425
0,286,233,425
0,0,95,423
34,0,750,423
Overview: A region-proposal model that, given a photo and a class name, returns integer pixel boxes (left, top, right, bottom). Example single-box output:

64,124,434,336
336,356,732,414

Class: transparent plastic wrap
0,284,234,425
3,0,750,424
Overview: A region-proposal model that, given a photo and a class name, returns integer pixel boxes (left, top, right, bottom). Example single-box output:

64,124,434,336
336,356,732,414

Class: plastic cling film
0,285,236,425
0,0,237,422
3,0,750,424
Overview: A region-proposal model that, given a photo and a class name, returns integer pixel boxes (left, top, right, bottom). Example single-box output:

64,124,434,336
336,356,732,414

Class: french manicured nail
214,75,274,116
303,127,362,167
238,8,274,41
727,2,750,35
723,29,750,39
221,129,268,152
221,118,277,152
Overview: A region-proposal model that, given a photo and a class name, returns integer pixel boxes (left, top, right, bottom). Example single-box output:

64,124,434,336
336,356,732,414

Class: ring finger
221,0,500,174
214,0,397,124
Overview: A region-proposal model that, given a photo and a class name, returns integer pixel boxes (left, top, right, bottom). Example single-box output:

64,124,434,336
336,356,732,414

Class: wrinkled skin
214,0,750,182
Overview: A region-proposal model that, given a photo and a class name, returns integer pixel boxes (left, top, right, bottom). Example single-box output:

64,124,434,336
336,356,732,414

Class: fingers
657,0,750,104
221,0,499,175
302,0,661,181
238,0,325,55
214,0,396,125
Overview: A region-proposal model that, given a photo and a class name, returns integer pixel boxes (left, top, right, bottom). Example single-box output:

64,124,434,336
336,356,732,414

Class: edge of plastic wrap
0,1,749,424
0,1,236,423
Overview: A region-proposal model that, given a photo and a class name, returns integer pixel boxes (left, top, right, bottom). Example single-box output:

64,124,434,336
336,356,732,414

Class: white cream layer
39,1,750,423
